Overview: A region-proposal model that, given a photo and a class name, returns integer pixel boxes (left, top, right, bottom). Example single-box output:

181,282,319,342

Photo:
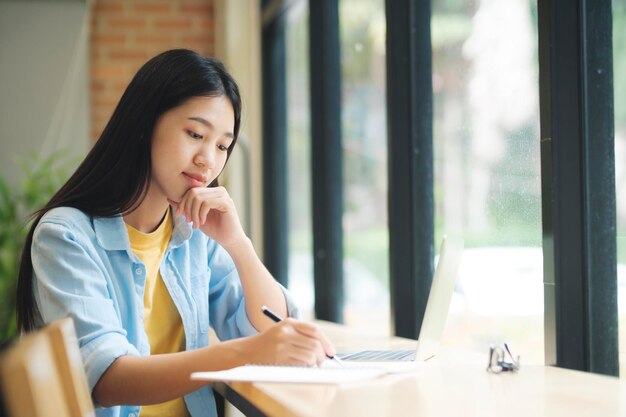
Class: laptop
337,236,464,362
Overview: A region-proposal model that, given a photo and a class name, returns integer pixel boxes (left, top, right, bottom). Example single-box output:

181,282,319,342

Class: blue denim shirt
31,207,300,417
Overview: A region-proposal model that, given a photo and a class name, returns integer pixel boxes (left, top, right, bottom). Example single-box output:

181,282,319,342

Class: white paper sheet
191,364,387,385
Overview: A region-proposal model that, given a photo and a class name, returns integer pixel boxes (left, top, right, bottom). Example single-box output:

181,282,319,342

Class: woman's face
149,95,235,205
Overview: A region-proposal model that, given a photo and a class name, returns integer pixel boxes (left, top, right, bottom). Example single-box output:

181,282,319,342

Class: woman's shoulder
40,206,92,226
33,207,126,255
35,207,95,239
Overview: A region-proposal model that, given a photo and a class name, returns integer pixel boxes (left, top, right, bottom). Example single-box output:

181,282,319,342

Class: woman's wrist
213,334,258,367
222,235,255,262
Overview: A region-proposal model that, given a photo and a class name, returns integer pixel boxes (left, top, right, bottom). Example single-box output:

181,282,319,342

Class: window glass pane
433,0,543,363
286,3,315,320
340,0,389,335
614,0,626,376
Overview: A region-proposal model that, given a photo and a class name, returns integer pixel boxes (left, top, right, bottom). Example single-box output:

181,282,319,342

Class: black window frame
261,0,619,375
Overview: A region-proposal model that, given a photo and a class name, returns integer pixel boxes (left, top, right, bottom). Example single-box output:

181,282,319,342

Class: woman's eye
187,130,203,140
217,144,228,152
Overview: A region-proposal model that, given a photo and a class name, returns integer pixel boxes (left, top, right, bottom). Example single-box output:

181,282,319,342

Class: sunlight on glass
287,1,546,362
285,3,315,320
339,0,389,335
433,0,544,364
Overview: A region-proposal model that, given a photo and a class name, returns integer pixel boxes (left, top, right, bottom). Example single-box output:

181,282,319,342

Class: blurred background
285,0,626,371
0,0,625,374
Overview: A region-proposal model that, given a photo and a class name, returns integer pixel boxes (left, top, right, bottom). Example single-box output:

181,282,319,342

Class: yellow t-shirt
126,210,190,417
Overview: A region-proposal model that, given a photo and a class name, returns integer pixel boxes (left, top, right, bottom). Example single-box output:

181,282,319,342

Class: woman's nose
194,146,216,169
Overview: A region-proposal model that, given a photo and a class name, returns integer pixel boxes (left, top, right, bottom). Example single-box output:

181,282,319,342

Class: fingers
199,201,211,226
263,320,335,367
288,319,336,358
177,187,231,228
287,345,325,366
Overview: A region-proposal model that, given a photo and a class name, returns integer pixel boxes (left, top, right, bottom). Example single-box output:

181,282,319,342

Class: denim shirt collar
93,211,193,251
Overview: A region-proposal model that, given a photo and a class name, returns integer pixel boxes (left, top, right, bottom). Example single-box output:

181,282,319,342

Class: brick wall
90,0,215,141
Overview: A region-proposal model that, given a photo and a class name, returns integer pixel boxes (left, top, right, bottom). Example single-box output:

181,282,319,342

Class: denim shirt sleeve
207,240,301,341
32,219,140,392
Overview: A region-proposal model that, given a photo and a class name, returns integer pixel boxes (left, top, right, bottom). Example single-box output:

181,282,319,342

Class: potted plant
0,152,72,341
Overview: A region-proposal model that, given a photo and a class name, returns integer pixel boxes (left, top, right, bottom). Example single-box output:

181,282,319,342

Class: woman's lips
183,172,205,187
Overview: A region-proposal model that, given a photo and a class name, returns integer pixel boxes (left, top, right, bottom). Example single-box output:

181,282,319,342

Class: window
285,0,390,330
614,0,626,376
285,2,315,319
275,1,626,372
433,0,543,363
339,0,389,334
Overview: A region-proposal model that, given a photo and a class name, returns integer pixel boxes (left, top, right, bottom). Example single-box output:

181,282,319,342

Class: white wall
0,1,89,184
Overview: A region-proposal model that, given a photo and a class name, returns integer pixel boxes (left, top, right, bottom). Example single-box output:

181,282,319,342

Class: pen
261,305,345,367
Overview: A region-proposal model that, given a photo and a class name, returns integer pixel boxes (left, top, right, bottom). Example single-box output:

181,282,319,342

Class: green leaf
0,150,71,340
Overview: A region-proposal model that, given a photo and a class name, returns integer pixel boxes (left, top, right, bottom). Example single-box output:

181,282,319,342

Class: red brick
114,81,131,91
179,3,213,14
91,129,103,142
90,49,103,62
132,2,172,13
91,80,107,92
154,18,194,29
93,98,120,108
180,34,212,45
93,104,119,117
90,0,217,141
108,49,150,61
91,66,126,79
194,47,213,56
92,1,124,14
133,34,174,44
91,33,126,45
198,17,213,31
106,17,146,29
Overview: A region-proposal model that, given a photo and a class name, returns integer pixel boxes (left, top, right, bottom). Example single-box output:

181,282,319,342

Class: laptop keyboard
337,350,416,362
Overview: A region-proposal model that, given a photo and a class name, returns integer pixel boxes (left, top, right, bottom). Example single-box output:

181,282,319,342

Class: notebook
338,236,464,363
191,364,387,385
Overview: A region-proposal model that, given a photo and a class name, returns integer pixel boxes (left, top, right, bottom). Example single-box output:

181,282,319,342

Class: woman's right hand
242,318,336,367
93,319,336,407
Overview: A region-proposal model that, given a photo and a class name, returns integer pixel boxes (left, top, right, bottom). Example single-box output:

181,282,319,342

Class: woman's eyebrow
188,116,234,139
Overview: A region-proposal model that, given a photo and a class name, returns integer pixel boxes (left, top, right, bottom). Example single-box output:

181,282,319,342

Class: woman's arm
223,236,288,331
94,339,241,406
93,319,330,406
173,187,297,329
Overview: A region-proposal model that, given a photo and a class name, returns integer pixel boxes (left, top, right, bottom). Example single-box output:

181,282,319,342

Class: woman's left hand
169,186,246,249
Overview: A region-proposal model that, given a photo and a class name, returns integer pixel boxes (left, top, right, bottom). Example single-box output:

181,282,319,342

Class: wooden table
213,322,626,417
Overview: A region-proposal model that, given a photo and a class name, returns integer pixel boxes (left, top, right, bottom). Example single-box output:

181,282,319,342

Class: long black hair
16,49,242,332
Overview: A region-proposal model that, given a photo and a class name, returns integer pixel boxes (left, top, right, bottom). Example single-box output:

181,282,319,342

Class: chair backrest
0,318,94,417
43,319,94,417
0,326,70,417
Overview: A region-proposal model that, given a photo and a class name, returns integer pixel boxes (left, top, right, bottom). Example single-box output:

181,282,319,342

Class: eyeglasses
487,343,520,373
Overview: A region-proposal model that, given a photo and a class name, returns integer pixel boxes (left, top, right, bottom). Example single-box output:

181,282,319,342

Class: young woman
16,49,334,417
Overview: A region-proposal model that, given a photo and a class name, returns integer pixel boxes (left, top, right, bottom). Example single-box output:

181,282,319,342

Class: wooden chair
0,318,94,417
